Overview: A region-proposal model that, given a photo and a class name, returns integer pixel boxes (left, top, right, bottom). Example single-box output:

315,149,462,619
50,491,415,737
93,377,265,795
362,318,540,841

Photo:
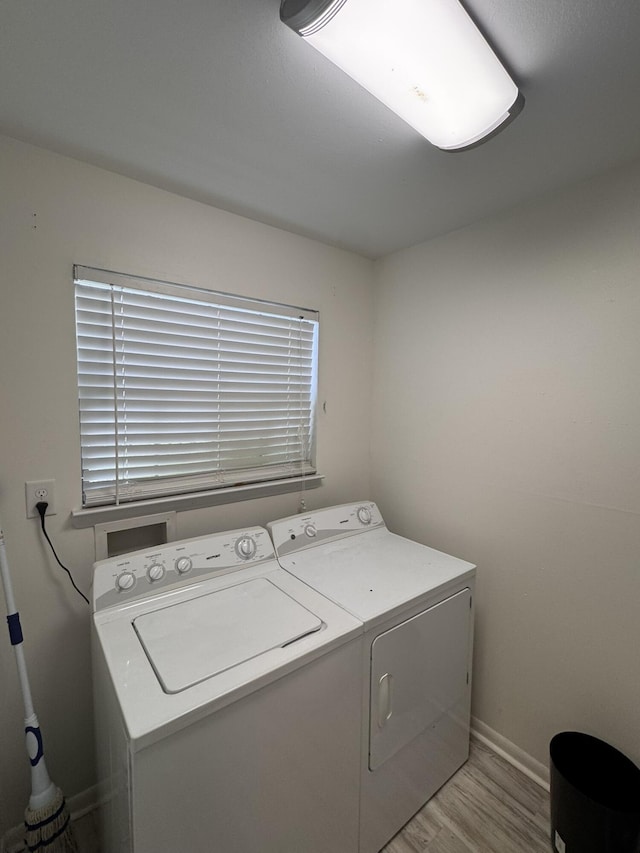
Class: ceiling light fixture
280,0,524,151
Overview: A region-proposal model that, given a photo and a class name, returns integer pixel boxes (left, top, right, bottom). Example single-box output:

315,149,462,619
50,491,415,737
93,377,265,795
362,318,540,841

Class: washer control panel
93,527,273,612
268,501,385,558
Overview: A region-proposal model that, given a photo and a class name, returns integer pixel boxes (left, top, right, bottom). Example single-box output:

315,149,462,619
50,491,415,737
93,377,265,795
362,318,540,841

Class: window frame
72,266,322,523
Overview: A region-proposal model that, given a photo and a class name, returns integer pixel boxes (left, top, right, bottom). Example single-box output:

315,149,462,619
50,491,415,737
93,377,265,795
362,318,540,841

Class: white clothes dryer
91,526,363,853
268,502,476,853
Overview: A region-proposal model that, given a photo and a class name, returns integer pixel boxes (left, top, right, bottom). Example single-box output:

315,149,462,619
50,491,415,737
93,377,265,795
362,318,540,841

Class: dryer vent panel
94,512,177,560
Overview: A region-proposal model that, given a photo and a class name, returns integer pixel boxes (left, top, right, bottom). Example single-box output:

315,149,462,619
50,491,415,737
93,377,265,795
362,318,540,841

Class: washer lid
133,578,322,694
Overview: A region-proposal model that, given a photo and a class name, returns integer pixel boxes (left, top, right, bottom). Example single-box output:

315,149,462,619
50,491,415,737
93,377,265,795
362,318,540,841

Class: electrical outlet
25,479,57,518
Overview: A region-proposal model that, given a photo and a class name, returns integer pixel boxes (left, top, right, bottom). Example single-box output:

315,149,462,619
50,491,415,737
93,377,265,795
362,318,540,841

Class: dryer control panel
268,501,385,558
92,527,275,612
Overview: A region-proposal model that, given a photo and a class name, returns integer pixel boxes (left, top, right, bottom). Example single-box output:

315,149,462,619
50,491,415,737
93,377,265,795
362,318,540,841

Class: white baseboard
471,716,550,792
1,785,99,853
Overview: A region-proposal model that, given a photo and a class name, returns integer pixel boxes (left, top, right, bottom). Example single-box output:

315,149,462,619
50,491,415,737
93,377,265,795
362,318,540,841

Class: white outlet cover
25,479,57,518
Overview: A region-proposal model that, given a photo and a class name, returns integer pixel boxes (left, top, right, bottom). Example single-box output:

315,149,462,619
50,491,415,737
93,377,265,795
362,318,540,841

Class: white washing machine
91,526,363,853
268,502,476,853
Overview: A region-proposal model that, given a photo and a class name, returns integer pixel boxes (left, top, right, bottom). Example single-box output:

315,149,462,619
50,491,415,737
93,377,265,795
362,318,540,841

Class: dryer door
369,587,471,770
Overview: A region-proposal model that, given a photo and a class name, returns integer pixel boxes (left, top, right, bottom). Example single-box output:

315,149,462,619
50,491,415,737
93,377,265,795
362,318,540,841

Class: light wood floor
382,738,551,853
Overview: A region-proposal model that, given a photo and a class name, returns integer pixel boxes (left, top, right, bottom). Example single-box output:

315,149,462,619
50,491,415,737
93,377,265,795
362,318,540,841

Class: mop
0,520,79,853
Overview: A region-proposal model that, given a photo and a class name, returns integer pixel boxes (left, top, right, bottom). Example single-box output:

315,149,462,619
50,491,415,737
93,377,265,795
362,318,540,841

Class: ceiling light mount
281,0,524,151
282,0,348,35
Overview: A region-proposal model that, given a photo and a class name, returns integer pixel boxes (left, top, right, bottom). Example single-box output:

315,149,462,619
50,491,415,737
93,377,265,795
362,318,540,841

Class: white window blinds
74,267,319,508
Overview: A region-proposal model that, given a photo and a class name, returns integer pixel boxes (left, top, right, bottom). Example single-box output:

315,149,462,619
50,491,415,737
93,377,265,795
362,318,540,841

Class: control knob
235,536,257,560
175,557,193,574
115,571,136,592
304,523,317,538
357,506,372,525
147,564,165,583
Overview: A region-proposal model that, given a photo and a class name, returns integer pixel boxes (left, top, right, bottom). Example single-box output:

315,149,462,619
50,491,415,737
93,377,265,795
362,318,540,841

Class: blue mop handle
0,526,37,717
0,526,54,801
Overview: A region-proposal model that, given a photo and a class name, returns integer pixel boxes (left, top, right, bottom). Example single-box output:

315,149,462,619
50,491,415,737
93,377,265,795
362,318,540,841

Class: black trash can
550,732,640,853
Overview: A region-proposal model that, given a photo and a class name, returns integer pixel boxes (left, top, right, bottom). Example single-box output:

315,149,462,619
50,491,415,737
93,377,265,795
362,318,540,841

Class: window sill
70,474,324,529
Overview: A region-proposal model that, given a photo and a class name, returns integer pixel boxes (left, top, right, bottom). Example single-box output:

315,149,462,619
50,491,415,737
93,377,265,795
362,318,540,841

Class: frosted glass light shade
281,0,523,150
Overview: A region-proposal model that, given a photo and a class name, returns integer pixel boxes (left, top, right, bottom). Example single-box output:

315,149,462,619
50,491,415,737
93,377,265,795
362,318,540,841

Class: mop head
24,787,79,853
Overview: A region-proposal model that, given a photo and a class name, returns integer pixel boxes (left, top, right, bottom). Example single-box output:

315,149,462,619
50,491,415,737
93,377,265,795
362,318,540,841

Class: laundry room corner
369,155,640,779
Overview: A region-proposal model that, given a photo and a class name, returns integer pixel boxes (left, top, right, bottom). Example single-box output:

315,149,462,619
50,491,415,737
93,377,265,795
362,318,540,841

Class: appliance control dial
357,506,372,525
235,536,257,560
115,571,136,592
175,557,193,574
304,523,317,538
147,564,165,583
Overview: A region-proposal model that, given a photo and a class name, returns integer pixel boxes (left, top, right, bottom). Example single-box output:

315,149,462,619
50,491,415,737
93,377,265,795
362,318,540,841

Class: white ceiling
2,0,640,258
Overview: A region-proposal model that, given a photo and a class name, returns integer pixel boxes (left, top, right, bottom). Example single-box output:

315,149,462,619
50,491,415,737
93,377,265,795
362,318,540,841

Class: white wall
0,135,374,836
371,156,640,772
4,128,639,841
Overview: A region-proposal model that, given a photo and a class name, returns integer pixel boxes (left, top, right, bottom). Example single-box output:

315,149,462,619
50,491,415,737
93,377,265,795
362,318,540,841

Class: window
74,266,319,508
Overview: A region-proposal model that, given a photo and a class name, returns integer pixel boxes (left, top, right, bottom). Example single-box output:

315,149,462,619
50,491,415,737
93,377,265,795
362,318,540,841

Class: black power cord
36,501,90,606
